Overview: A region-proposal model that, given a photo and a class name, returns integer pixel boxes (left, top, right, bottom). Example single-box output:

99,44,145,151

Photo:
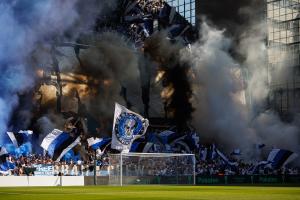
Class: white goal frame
108,152,196,186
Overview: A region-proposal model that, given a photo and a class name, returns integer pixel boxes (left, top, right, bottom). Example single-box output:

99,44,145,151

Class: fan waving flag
7,130,33,147
41,129,80,162
87,137,111,151
87,137,102,150
111,103,149,153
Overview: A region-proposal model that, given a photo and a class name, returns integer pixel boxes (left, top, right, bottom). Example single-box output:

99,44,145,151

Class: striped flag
7,130,33,147
158,130,177,144
87,137,111,151
267,149,298,169
247,160,271,175
174,132,200,152
216,149,238,166
169,136,191,153
87,137,103,150
41,129,80,162
130,140,154,153
0,147,8,163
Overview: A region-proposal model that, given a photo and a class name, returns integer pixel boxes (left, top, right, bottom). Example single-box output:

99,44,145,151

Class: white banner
33,164,54,176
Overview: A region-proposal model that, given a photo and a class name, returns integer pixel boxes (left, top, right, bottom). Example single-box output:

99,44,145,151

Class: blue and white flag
111,103,149,153
41,129,80,162
129,141,145,152
206,144,217,160
216,149,238,166
200,147,208,161
0,147,11,175
87,137,111,151
0,163,10,175
7,130,33,147
0,147,8,163
247,149,297,174
267,149,298,169
130,140,154,153
246,160,271,175
169,135,191,153
184,132,200,151
87,137,103,150
211,144,217,159
158,130,177,145
158,130,195,153
230,149,242,156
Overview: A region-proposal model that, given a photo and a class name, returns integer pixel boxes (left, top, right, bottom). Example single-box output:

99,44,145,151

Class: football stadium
0,0,300,199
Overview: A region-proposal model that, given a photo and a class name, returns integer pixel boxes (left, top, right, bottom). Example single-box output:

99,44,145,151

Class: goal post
108,153,196,186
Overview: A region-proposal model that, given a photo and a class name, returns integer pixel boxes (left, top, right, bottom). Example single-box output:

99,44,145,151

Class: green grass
0,186,299,200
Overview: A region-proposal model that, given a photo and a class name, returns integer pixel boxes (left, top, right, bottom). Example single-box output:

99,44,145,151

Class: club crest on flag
115,112,145,145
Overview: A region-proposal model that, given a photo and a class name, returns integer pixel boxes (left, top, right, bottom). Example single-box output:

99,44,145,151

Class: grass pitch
0,186,299,200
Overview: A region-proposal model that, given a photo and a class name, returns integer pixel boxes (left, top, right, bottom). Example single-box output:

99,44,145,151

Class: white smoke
182,22,300,159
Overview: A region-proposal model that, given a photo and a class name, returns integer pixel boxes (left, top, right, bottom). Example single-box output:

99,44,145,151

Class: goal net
108,153,196,185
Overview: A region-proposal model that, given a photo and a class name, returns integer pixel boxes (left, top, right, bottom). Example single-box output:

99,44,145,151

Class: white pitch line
0,191,144,196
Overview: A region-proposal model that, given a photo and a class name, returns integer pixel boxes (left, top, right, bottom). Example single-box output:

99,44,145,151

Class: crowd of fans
0,154,98,176
195,158,300,176
1,153,299,176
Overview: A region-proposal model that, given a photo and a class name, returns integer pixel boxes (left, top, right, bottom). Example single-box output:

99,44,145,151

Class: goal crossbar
109,152,195,157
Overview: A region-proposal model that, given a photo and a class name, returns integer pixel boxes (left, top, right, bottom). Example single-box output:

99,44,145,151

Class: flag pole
120,152,123,186
94,150,97,185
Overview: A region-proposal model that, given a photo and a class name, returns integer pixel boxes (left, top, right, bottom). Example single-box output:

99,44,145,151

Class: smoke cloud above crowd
0,0,298,162
184,22,300,158
0,0,118,142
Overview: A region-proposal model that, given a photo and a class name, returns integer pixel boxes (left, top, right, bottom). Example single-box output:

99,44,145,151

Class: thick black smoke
163,60,193,132
143,33,194,133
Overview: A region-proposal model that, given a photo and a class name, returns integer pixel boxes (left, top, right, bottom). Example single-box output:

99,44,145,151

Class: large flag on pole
41,129,80,162
111,103,149,153
7,130,33,147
